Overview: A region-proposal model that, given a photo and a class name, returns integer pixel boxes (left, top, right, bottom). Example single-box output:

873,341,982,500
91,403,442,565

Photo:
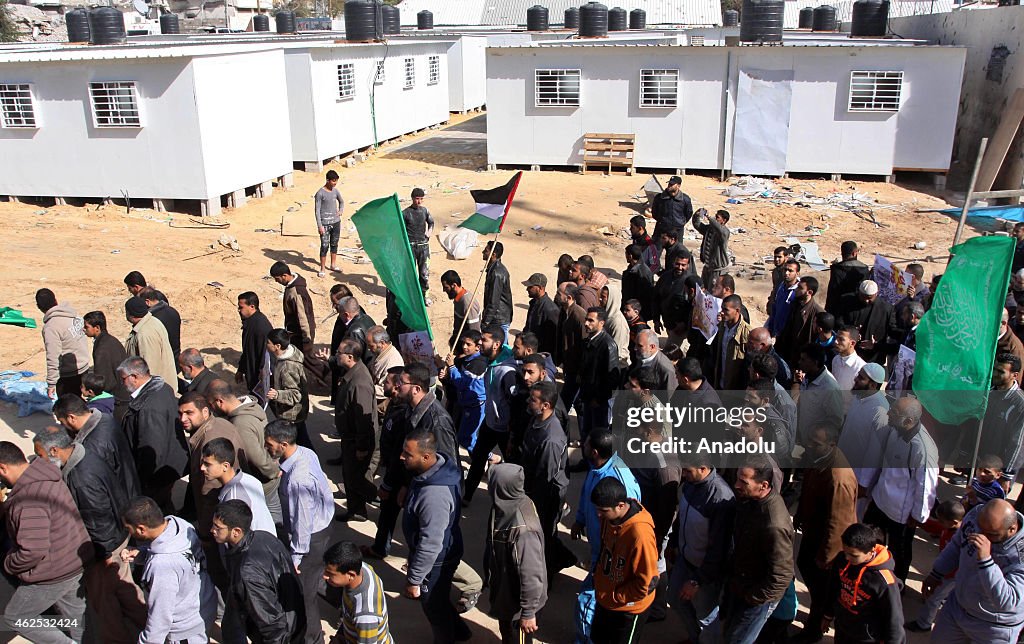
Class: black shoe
457,591,480,614
905,621,931,633
336,511,368,523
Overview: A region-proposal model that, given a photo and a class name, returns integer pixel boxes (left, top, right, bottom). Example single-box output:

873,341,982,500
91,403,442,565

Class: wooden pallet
582,132,635,175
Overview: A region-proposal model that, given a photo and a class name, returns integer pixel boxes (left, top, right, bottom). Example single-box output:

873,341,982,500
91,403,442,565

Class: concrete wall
889,6,1024,188
485,44,964,174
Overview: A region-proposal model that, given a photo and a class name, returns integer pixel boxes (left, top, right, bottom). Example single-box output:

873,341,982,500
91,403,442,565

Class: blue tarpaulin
940,205,1024,225
0,371,53,417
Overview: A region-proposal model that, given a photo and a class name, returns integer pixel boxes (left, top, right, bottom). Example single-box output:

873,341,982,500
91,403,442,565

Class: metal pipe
954,137,988,246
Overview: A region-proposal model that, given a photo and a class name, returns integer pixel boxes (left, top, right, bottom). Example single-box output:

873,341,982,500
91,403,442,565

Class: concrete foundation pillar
280,173,295,188
676,169,685,177
530,165,540,171
103,197,114,206
8,196,19,203
228,189,247,209
303,161,323,173
55,197,67,206
258,181,273,198
830,174,841,182
933,174,947,191
201,198,222,218
153,198,174,212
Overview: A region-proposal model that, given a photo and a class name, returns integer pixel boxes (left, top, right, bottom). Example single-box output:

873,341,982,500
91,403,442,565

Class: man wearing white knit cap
840,280,898,365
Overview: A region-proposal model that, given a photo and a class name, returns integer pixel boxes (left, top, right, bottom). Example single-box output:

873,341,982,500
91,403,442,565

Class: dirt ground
0,112,984,642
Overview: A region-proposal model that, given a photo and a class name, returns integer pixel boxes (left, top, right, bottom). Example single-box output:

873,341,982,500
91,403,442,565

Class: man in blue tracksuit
927,499,1024,643
570,430,642,643
401,428,470,643
463,325,518,503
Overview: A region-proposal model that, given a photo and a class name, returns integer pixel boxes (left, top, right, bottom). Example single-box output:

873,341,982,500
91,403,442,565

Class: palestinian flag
459,172,522,234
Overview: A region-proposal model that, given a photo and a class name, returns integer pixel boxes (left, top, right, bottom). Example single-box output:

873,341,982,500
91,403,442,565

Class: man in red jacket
0,441,92,643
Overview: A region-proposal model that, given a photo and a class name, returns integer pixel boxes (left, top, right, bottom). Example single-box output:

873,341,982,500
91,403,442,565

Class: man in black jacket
236,291,273,403
141,288,182,364
400,363,460,463
331,340,379,521
840,280,899,365
651,176,693,259
53,394,140,499
653,254,694,343
178,348,218,396
826,241,870,318
579,307,619,441
83,310,131,422
337,296,376,362
623,245,656,320
366,368,410,559
483,241,513,334
214,500,306,644
522,273,560,356
33,426,146,643
118,356,188,512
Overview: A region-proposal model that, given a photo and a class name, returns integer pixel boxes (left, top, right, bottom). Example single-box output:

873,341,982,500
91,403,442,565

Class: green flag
913,236,1015,424
350,194,432,338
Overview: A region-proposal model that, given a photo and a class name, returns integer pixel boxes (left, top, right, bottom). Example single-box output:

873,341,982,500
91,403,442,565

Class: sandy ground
0,112,989,642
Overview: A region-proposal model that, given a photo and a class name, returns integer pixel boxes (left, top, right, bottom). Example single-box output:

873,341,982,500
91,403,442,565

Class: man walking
579,308,619,440
271,261,318,356
400,429,472,642
265,419,335,644
826,241,870,318
53,394,140,499
0,441,92,644
777,276,824,367
441,271,482,350
692,208,731,289
322,541,393,644
36,288,91,400
124,296,178,387
140,289,182,364
651,176,692,258
465,325,518,504
200,438,276,535
708,294,750,393
841,280,898,366
267,328,313,448
178,348,217,395
766,259,800,338
522,273,560,356
482,241,513,337
332,339,379,521
315,169,344,277
404,187,435,295
83,310,130,420
236,291,273,401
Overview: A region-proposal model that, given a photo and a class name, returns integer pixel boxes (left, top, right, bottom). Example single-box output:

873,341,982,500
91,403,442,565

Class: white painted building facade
485,41,965,176
282,40,451,169
0,43,293,213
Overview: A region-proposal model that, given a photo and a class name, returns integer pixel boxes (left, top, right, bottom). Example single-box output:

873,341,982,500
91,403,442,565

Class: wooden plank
976,88,1024,192
972,188,1024,199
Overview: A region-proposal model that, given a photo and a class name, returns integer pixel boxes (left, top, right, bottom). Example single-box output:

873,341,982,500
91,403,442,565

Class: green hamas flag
350,194,432,338
913,236,1015,424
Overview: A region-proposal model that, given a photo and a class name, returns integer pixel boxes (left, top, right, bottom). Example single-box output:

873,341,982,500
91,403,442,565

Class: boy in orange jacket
591,477,660,644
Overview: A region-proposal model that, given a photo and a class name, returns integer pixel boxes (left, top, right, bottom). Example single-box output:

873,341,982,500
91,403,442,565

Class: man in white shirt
839,363,890,519
831,326,866,392
859,396,939,583
199,437,276,535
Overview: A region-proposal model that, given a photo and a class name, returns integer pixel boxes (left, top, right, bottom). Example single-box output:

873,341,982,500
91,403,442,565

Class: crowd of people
6,178,1024,644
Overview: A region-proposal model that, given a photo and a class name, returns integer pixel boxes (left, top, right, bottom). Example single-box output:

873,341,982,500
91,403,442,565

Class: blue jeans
319,221,340,257
714,591,778,644
669,561,721,643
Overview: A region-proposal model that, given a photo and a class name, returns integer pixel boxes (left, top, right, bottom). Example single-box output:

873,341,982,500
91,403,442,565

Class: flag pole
967,415,986,494
447,226,504,354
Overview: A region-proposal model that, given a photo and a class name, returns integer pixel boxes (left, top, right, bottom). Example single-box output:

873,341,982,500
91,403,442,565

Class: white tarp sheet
732,69,794,177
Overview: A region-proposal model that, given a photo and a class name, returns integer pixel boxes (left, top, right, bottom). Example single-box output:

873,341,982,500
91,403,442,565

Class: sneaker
457,591,480,614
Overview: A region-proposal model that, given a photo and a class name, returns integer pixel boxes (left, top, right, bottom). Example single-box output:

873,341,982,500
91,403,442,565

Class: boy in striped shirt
323,541,393,644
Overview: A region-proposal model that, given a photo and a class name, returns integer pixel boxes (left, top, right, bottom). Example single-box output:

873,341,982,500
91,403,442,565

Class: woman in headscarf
485,463,548,643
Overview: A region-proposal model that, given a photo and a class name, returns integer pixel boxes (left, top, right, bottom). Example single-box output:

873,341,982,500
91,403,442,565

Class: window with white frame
535,69,580,107
0,84,37,128
640,69,678,108
848,71,903,112
374,60,385,85
428,55,440,85
403,58,415,89
337,63,355,100
89,81,142,127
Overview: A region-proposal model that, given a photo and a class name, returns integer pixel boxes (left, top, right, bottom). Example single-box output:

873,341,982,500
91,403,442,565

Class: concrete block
259,181,274,199
152,198,174,213
201,199,222,218
933,174,947,191
7,196,19,203
353,153,367,162
279,173,295,189
228,189,247,209
55,197,67,206
302,161,323,173
344,158,357,168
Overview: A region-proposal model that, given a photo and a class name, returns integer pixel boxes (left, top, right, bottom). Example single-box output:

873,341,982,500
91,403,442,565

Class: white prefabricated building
485,40,966,176
0,43,293,214
282,40,452,169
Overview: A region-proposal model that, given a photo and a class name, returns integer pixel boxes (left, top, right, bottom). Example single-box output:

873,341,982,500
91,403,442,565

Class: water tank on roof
739,0,783,43
66,8,91,43
812,5,837,30
417,9,433,29
629,8,645,29
275,10,296,33
253,13,270,31
564,6,580,28
798,6,813,28
851,0,888,36
89,7,126,45
527,5,549,31
608,6,627,30
579,2,608,37
723,9,739,25
159,12,180,34
345,0,381,41
382,4,400,34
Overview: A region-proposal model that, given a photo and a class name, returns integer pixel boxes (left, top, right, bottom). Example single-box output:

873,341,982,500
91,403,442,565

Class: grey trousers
4,572,86,644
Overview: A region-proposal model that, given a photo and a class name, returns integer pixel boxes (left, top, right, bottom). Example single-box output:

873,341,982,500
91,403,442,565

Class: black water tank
579,2,608,36
564,6,580,28
89,7,126,45
851,0,888,36
159,12,180,34
66,8,91,42
739,0,783,43
276,10,296,33
253,13,270,31
629,8,645,28
812,5,837,30
382,4,400,34
798,6,813,27
527,5,549,30
608,6,627,30
417,9,433,28
345,0,379,40
723,9,739,25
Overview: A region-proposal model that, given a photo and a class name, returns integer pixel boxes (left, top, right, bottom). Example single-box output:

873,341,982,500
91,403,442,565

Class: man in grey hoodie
121,496,217,644
36,288,91,399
